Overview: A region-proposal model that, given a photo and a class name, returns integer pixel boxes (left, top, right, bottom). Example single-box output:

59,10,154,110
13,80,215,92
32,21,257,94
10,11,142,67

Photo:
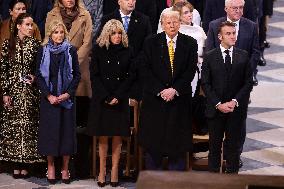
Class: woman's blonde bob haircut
96,19,128,49
42,20,69,46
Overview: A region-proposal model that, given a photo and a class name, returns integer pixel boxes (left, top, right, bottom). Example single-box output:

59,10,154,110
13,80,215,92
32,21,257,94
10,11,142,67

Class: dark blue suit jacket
202,0,260,33
205,17,260,74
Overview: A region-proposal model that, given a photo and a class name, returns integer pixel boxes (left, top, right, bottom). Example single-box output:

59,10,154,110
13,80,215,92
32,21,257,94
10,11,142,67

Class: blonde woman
87,19,134,187
36,20,81,184
45,0,92,132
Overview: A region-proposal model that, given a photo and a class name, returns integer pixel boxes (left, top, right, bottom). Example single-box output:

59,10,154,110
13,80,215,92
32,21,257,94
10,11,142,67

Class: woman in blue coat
36,20,81,184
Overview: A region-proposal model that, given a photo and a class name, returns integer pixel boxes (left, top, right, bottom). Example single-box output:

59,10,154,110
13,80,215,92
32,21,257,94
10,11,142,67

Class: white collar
220,44,233,53
166,33,178,44
119,10,132,18
227,17,240,26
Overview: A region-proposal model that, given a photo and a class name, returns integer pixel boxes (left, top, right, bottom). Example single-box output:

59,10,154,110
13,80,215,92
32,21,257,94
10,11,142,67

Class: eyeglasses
230,6,244,11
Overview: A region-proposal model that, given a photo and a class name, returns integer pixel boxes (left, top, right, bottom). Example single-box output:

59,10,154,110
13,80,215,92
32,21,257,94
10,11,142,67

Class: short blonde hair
96,19,128,49
42,20,69,45
161,9,180,25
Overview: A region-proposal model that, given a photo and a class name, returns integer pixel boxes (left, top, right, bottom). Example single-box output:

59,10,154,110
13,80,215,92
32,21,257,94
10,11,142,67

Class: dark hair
218,21,236,34
9,0,27,10
8,13,32,59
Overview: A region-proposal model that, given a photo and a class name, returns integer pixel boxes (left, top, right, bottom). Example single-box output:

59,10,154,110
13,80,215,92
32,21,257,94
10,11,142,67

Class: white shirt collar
166,33,178,44
220,44,233,53
119,10,132,18
227,17,240,26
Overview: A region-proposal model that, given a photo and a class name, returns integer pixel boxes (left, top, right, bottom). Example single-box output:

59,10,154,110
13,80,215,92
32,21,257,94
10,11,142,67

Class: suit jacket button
118,61,120,64
117,77,120,80
107,60,110,64
107,77,110,80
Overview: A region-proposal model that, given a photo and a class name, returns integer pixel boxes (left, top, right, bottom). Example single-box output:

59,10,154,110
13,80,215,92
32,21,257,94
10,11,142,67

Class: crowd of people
0,0,275,187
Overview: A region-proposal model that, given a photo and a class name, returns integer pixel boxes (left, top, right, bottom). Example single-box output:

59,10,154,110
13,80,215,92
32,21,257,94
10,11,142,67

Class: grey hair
161,9,180,25
225,0,245,7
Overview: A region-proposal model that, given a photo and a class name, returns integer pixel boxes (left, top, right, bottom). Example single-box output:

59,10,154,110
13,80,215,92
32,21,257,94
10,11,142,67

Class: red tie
167,0,171,7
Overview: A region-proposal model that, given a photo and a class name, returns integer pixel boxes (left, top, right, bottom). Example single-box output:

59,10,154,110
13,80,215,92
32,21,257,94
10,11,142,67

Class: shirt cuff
232,99,239,107
215,102,221,109
175,90,179,96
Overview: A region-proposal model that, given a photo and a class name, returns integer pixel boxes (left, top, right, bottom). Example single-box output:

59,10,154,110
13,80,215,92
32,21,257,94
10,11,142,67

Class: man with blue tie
138,10,197,170
202,21,253,173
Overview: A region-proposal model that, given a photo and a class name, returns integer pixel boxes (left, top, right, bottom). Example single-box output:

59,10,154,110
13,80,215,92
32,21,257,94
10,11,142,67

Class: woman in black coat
87,19,134,187
36,20,81,184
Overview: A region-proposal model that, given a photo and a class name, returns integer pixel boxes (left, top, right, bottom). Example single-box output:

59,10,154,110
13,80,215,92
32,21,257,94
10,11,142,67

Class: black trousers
208,114,245,173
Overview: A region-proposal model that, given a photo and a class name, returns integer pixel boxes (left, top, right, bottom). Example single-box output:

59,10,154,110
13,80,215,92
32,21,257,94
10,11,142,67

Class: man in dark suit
202,21,253,173
205,0,260,86
138,9,198,170
100,0,152,100
205,0,259,168
203,0,259,33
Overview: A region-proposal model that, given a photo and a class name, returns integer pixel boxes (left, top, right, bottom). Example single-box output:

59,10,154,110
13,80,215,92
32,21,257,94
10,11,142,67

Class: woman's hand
108,98,118,105
58,93,70,103
3,96,12,108
25,74,36,84
47,95,59,105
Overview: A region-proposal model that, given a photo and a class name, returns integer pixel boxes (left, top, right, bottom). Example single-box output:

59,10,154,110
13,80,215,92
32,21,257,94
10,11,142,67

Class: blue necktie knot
123,16,129,32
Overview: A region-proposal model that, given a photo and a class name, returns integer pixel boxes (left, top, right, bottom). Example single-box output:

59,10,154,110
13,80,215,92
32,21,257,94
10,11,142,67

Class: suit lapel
159,33,172,75
127,11,138,36
236,18,244,47
230,48,238,78
114,9,123,23
216,48,227,77
172,34,183,78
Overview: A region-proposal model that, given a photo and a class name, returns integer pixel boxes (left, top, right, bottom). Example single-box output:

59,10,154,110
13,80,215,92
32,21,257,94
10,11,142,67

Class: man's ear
9,9,13,16
218,33,222,41
224,6,228,14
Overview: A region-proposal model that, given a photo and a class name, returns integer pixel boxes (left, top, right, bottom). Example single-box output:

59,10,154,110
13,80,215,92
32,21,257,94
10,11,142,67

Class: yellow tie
168,40,174,75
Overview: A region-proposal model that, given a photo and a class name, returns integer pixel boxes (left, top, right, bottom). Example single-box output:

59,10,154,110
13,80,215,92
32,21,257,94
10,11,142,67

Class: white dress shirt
119,10,132,26
220,44,233,64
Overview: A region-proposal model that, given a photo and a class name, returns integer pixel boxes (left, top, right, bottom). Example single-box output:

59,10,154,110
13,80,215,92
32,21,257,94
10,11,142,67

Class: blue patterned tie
123,16,129,32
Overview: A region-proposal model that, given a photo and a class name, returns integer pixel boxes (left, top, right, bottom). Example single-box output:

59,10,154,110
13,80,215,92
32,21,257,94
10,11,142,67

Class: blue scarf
40,39,73,109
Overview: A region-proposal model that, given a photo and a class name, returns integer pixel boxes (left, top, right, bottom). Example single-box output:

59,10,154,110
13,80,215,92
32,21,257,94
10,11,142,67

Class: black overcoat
99,9,152,100
87,44,135,136
36,46,81,156
138,32,198,157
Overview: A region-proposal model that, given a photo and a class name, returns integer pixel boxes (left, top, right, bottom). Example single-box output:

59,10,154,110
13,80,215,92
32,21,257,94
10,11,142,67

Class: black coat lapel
173,34,183,78
159,32,172,75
